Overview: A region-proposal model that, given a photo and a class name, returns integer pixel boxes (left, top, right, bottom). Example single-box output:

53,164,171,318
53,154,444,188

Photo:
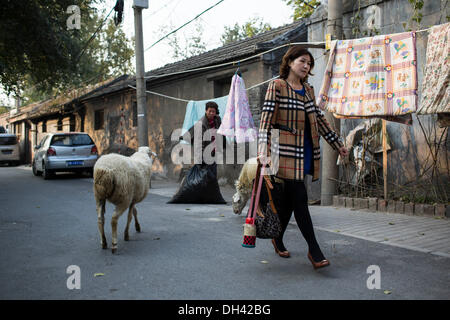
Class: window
42,121,47,133
15,122,22,135
14,122,22,141
51,135,71,146
69,116,76,132
57,118,63,131
50,134,94,146
0,135,17,145
132,101,137,127
213,77,232,98
38,135,48,148
94,109,104,130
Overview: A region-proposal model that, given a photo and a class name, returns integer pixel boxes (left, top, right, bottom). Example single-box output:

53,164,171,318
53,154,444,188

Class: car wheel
42,162,53,180
32,160,42,176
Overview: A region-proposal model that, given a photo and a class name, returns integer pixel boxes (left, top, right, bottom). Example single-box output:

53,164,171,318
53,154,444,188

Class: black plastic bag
168,164,226,204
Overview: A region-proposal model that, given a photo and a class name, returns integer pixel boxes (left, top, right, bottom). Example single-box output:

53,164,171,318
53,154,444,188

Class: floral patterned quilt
417,22,450,127
318,31,418,125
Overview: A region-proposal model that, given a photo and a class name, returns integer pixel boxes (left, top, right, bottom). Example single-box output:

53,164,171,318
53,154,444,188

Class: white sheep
232,157,258,214
94,146,156,253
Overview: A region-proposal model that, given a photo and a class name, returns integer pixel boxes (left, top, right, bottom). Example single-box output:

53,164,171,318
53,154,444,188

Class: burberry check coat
258,79,343,181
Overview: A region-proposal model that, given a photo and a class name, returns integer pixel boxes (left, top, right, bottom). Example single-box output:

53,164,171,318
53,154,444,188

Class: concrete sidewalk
149,179,450,258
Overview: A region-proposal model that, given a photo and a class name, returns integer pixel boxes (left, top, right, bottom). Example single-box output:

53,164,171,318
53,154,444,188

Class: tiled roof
27,20,308,107
84,20,308,100
145,20,307,78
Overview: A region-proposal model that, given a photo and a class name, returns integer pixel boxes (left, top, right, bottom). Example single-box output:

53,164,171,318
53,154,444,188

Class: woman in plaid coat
258,46,348,269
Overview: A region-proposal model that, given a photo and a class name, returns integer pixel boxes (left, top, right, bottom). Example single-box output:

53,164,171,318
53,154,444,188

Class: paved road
0,166,449,300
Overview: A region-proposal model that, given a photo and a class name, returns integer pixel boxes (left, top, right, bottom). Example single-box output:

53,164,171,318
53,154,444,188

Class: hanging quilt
318,31,418,125
417,22,450,127
218,73,257,143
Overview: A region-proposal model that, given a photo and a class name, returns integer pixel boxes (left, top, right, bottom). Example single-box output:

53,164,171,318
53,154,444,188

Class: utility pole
133,0,149,147
321,0,343,206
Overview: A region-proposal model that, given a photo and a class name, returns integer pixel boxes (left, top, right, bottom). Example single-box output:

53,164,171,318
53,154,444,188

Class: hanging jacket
218,74,257,143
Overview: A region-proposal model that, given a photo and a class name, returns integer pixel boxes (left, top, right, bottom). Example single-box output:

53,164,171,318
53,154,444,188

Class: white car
0,134,20,166
32,132,98,179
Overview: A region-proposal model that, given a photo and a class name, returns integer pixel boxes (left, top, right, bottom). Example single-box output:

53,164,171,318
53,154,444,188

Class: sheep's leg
133,206,141,232
124,205,134,241
111,204,128,254
96,199,107,249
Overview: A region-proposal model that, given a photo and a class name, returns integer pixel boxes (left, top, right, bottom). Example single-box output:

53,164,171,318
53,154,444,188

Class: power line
128,53,326,103
144,0,225,52
127,75,279,103
142,0,179,22
75,5,115,64
144,41,326,79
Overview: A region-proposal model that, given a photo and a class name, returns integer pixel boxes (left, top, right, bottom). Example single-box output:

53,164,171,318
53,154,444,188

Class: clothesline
316,23,443,125
144,41,326,80
127,75,280,103
128,24,436,104
143,26,432,81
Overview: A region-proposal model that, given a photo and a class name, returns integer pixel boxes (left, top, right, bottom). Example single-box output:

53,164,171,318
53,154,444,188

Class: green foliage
0,0,134,105
0,1,92,95
282,0,320,21
350,0,380,38
0,106,9,115
97,19,134,77
402,0,425,31
220,17,272,45
164,22,207,60
408,0,424,26
187,24,207,58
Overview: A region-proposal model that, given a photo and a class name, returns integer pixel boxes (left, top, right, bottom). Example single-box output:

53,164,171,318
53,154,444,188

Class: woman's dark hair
205,101,219,115
279,46,315,81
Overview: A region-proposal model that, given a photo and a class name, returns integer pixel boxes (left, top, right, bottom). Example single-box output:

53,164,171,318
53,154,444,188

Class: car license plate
67,160,83,166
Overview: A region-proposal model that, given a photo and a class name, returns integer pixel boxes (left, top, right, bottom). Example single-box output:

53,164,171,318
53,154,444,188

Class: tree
282,0,321,20
0,0,94,95
221,17,272,45
0,0,134,104
0,106,9,115
163,22,207,60
96,19,134,78
20,14,134,105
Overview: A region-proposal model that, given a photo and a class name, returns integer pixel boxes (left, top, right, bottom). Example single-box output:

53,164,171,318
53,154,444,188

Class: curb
333,195,449,219
314,225,450,259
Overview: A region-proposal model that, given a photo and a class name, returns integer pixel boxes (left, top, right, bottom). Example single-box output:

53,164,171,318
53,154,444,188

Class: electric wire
144,0,225,52
75,5,115,64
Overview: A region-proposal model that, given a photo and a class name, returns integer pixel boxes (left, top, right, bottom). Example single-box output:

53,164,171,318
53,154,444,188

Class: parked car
32,132,98,179
0,133,20,166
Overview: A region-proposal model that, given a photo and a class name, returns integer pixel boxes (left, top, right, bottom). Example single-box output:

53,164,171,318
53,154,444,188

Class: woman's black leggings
274,180,325,262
